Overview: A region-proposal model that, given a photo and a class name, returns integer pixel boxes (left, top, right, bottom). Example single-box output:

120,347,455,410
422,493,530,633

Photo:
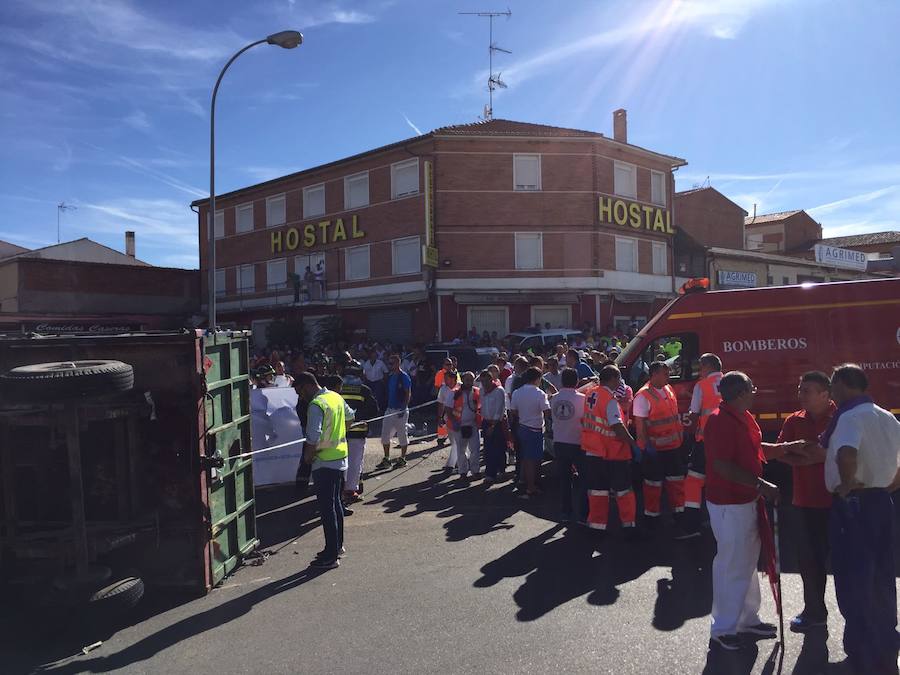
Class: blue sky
2,0,899,267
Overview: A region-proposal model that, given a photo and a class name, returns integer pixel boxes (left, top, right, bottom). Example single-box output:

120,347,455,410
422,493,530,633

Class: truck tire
0,360,134,402
88,576,144,612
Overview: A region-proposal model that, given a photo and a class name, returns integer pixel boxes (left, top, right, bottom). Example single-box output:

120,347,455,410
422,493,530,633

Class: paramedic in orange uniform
434,358,453,446
684,353,724,528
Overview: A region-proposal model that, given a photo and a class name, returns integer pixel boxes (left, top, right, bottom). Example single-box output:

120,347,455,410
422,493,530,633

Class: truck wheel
88,576,144,612
0,360,134,402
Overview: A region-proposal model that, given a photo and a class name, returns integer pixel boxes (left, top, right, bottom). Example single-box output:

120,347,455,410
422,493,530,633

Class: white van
504,329,585,353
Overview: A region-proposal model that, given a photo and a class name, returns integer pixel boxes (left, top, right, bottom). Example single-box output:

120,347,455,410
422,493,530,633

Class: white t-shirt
510,383,550,431
459,388,478,426
438,385,456,408
363,359,388,382
632,386,667,418
401,358,418,377
825,402,900,492
551,388,585,445
481,386,506,421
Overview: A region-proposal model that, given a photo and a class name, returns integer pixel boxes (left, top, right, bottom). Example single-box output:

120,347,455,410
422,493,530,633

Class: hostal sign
270,215,365,253
598,196,675,235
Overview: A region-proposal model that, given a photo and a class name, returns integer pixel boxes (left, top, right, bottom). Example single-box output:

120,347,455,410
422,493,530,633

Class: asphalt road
5,435,899,675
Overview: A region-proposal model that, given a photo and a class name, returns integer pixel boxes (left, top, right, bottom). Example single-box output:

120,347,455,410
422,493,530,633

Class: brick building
744,209,822,253
0,235,199,334
195,111,690,347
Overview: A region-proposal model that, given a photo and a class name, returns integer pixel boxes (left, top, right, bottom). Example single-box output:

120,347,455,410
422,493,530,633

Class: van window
627,333,699,389
520,335,543,353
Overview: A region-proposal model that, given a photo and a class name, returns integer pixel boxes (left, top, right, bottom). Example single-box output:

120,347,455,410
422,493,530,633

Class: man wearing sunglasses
703,371,811,652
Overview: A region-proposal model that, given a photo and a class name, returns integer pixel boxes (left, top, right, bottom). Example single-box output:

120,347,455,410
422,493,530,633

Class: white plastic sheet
250,387,304,487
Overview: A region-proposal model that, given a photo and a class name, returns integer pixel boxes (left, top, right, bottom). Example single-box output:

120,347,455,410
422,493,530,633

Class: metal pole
208,39,267,333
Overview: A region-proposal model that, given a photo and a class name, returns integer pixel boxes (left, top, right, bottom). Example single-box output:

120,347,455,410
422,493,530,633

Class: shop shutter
367,308,413,346
532,305,571,329
468,307,508,337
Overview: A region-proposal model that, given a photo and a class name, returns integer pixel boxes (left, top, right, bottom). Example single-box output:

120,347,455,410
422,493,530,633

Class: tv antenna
57,201,77,243
459,8,511,120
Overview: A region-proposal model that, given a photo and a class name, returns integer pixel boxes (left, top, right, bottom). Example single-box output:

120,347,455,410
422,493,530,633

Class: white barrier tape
231,398,439,460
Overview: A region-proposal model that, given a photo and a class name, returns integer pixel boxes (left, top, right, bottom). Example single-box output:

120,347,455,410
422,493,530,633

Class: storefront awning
454,292,578,305
337,290,428,309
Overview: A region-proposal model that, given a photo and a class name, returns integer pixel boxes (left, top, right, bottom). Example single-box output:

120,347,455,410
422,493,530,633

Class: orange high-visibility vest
695,372,723,441
449,386,481,431
582,386,630,460
636,383,683,450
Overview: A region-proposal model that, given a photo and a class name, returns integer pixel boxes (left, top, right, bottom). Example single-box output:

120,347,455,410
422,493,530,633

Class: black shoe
710,634,743,651
739,622,777,639
375,458,393,471
310,557,339,569
342,508,354,517
622,526,641,542
789,614,827,633
671,525,701,540
394,457,408,468
316,546,346,560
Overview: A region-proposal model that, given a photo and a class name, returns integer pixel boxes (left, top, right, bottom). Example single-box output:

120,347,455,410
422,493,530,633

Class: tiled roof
816,231,900,248
744,210,802,226
434,118,604,138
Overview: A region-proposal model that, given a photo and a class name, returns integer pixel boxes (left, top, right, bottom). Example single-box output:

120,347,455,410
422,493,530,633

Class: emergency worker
633,361,690,535
581,365,640,534
434,358,453,446
338,362,380,502
684,353,724,519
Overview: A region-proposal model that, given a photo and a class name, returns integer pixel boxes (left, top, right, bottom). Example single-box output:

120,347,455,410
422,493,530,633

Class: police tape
231,398,439,460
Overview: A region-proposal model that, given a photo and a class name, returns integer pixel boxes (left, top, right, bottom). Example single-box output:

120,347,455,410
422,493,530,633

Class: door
532,305,571,329
367,308,413,345
203,332,259,588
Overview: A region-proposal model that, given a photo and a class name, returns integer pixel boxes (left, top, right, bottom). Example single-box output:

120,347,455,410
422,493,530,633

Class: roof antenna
459,8,511,120
56,201,77,244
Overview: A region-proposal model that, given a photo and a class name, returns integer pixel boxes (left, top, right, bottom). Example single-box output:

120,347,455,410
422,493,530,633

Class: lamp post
207,30,303,332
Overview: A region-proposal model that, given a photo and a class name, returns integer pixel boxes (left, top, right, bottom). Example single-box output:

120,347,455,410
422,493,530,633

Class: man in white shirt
437,370,459,472
363,349,389,412
551,367,585,521
821,363,900,675
509,367,551,498
479,370,508,482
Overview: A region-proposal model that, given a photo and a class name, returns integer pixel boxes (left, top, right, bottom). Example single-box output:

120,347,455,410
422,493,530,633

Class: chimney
125,231,136,258
613,108,627,143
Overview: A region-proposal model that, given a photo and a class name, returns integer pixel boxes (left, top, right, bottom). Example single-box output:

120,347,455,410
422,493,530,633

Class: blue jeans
482,421,506,478
313,468,344,560
830,491,899,673
553,442,584,517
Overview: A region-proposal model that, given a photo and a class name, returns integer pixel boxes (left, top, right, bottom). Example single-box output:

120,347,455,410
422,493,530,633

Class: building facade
195,112,688,347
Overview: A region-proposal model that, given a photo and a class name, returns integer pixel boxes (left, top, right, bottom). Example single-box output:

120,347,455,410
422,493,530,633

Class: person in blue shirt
376,354,413,469
565,348,596,386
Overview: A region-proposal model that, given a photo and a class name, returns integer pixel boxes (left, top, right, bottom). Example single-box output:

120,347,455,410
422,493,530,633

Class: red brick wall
673,188,745,249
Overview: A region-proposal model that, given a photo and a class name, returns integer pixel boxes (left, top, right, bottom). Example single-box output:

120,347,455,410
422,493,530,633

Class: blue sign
718,270,757,287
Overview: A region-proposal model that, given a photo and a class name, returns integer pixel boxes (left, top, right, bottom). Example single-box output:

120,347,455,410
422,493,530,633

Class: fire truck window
629,333,698,389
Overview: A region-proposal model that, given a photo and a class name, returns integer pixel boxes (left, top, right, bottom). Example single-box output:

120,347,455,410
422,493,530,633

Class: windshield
614,297,680,368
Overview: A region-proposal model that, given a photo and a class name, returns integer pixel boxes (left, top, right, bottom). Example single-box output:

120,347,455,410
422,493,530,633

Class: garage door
367,308,413,346
468,306,508,337
532,305,571,329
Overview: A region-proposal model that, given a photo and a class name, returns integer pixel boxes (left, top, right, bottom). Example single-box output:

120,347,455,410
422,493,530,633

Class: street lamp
207,30,303,332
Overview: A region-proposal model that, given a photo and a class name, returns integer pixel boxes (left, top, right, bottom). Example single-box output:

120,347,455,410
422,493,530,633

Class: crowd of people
249,332,899,672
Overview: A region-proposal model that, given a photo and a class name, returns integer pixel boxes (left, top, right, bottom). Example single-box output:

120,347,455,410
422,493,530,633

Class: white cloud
77,198,198,256
52,141,73,173
124,110,151,131
244,166,297,183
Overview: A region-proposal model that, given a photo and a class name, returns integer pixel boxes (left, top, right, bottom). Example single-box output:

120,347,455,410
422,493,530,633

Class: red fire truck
616,277,900,438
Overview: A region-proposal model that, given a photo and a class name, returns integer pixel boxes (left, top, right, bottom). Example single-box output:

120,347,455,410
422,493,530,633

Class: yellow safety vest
310,390,349,461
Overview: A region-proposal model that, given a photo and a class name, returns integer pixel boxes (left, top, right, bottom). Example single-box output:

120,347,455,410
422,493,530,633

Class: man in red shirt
704,371,809,651
770,371,835,634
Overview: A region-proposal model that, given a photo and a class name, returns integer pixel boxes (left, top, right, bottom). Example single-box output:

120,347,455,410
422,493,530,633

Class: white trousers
444,431,458,469
449,428,481,476
344,437,366,492
708,501,763,637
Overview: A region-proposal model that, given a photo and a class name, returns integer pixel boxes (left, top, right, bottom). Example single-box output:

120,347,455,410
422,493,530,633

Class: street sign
717,270,757,287
814,244,868,271
422,245,439,268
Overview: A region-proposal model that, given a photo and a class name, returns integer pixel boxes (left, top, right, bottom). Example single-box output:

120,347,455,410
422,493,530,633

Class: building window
215,269,226,296
238,264,255,294
615,236,638,273
391,159,419,198
468,306,509,337
614,161,637,199
345,244,370,281
650,170,666,206
651,241,667,275
214,210,225,239
513,154,541,191
514,232,543,270
392,236,421,275
236,203,254,233
344,171,369,210
303,184,325,218
782,276,790,285
266,194,286,228
266,259,287,290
